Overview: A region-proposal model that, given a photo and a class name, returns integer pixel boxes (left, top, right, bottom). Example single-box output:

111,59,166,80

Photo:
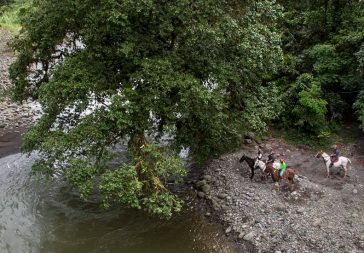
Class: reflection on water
0,154,239,253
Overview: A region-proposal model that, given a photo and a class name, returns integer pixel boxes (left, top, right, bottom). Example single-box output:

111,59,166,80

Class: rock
276,205,286,212
243,232,254,241
245,132,255,140
202,175,212,182
225,226,232,234
244,139,252,144
265,144,272,150
218,193,228,199
205,212,211,217
353,189,358,194
195,180,207,189
241,224,249,229
296,207,305,214
238,232,244,239
313,219,321,227
359,234,364,241
201,184,211,194
197,192,205,198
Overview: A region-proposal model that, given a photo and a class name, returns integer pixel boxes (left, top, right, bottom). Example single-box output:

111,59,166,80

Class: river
0,153,240,253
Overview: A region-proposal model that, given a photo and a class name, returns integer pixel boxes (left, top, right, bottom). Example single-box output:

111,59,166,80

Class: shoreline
0,28,42,158
0,126,27,158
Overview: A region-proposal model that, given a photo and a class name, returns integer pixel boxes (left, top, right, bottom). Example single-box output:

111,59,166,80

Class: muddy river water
0,153,240,253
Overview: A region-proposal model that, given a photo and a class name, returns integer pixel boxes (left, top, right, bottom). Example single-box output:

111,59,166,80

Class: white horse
254,160,281,177
315,150,351,178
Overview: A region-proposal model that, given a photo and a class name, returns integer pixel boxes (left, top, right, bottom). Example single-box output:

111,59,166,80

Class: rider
278,158,286,178
254,147,263,168
256,147,263,160
267,150,276,165
329,144,340,168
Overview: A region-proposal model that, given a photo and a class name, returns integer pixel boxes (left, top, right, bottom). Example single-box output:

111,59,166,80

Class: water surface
0,153,239,253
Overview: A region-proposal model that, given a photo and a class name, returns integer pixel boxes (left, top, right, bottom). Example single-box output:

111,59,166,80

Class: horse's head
239,154,246,163
315,150,323,158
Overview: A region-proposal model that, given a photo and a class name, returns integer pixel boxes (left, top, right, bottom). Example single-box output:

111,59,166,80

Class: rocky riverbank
194,136,364,253
0,28,41,157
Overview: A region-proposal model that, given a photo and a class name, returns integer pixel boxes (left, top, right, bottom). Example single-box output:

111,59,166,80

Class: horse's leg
343,166,347,177
326,166,330,178
290,177,294,191
250,169,254,181
275,182,280,192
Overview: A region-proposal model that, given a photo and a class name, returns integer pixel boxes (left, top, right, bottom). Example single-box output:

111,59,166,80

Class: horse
239,154,261,180
255,161,295,190
315,150,351,178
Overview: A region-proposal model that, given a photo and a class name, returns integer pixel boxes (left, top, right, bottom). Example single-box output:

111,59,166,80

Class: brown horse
264,165,295,191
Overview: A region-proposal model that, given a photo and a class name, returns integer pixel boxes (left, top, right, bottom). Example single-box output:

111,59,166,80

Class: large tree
10,0,282,217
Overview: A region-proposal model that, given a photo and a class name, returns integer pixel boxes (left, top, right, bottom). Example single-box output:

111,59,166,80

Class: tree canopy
10,0,283,217
276,0,364,137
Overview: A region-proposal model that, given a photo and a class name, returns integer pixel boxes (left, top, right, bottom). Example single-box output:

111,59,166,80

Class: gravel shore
194,137,364,253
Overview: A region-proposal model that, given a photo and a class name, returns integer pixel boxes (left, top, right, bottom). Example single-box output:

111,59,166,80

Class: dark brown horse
239,154,259,180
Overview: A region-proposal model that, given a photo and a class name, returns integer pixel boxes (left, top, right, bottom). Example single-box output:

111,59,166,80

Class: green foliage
0,0,29,31
99,165,143,210
354,91,364,130
65,159,98,200
142,193,183,219
241,84,283,132
10,0,283,217
277,0,364,137
308,44,340,86
291,74,327,133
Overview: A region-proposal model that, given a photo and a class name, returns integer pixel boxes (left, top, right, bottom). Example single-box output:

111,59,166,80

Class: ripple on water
0,153,240,253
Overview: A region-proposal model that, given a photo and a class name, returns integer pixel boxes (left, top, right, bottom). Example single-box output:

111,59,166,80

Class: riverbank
193,134,364,252
0,28,41,157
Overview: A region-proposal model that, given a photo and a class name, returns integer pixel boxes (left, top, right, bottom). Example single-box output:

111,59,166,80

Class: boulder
245,132,255,140
244,139,253,144
201,184,211,194
195,180,207,189
197,192,205,198
243,232,254,241
225,226,232,234
218,193,228,199
202,174,212,182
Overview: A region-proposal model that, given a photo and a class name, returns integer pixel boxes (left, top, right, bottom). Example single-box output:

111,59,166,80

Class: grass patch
337,123,363,144
273,128,337,151
0,0,29,32
273,123,364,151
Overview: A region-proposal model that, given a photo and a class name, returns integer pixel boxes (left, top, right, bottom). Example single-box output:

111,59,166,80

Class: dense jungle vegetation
1,0,363,217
